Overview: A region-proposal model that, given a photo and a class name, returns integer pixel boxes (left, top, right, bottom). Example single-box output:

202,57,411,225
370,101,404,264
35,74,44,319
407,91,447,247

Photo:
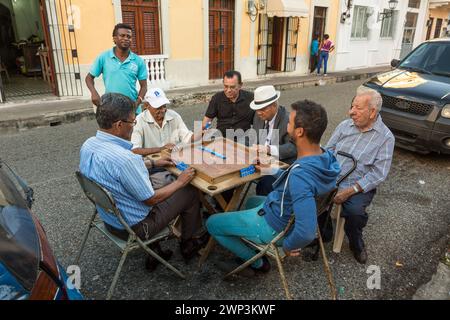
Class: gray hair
356,86,383,112
96,93,135,129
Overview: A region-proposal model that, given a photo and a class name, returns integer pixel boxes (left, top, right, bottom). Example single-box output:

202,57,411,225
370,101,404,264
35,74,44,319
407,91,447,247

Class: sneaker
324,73,328,77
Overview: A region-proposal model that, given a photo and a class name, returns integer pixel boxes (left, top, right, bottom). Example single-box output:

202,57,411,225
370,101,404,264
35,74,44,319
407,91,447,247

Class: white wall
334,0,429,71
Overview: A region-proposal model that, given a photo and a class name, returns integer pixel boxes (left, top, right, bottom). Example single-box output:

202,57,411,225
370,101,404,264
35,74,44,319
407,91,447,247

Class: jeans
317,51,329,74
256,175,277,196
342,189,376,252
206,196,279,268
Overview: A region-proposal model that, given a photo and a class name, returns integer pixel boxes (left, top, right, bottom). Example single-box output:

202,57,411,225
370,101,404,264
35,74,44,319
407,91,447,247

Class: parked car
362,37,450,154
0,159,83,300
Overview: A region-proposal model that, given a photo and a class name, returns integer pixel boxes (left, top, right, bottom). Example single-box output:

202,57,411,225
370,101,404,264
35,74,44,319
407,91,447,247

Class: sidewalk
0,65,390,135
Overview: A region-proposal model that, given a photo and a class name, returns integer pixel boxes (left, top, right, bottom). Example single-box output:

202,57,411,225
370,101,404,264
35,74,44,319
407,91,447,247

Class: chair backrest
315,188,338,217
75,171,118,216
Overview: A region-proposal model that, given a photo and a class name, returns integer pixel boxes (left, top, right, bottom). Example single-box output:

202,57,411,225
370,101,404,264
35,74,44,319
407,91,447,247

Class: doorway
0,0,82,103
309,6,327,72
209,0,234,80
257,14,299,75
400,12,418,59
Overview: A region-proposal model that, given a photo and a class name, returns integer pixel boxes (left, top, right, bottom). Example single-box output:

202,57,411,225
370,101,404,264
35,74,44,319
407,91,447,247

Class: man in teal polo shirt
85,23,148,113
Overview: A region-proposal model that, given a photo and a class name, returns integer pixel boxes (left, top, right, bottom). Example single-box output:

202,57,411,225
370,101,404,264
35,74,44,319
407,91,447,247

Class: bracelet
352,185,359,193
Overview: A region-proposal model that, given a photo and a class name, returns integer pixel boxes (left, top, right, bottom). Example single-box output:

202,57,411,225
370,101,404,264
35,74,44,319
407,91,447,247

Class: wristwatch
352,185,360,193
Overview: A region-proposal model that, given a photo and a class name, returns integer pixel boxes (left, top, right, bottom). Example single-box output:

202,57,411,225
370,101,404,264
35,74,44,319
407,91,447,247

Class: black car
363,38,450,154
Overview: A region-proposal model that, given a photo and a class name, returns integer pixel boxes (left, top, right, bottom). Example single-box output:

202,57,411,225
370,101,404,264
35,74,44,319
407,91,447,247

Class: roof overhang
266,0,309,18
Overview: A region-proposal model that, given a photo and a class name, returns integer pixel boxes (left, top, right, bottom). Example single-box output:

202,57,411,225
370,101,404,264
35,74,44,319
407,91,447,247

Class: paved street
1,79,449,300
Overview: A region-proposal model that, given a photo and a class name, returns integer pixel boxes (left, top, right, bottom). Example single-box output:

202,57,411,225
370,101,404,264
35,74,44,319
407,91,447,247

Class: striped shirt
326,115,395,192
79,131,154,229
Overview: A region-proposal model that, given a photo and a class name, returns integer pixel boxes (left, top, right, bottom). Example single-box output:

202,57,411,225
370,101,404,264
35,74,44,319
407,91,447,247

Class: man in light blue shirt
326,88,395,264
79,93,207,270
85,23,148,112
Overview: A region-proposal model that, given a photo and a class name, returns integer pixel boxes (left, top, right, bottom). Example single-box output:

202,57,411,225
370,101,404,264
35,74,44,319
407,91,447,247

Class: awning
266,0,309,18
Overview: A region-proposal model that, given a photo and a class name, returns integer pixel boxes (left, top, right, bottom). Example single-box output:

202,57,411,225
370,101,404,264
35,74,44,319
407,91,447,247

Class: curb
0,108,95,135
0,68,388,135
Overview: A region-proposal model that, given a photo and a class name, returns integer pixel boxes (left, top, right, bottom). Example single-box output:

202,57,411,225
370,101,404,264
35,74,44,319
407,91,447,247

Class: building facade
425,0,450,40
0,0,435,103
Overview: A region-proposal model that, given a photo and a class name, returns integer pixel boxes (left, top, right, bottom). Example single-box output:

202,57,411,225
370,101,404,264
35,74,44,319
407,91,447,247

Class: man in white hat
250,85,297,195
131,88,200,157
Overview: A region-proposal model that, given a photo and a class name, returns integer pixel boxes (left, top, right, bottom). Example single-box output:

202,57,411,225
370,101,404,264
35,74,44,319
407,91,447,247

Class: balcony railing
141,54,170,89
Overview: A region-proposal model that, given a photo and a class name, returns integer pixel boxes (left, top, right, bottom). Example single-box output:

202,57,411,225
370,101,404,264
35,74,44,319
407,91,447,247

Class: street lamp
378,0,398,22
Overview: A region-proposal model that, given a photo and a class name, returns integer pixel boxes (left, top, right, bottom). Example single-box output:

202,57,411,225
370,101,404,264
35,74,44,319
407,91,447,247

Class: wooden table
147,138,288,266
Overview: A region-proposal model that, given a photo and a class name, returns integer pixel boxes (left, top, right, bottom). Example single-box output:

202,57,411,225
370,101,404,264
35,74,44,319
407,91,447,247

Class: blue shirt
79,131,154,229
310,39,319,55
90,48,148,101
326,115,395,192
263,149,341,251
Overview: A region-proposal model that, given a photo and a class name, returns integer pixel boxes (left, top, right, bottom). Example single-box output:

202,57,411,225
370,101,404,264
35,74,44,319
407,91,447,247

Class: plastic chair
223,151,357,300
74,171,185,300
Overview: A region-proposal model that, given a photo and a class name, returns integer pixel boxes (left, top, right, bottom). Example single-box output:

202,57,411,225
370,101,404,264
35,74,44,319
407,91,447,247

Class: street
1,79,449,300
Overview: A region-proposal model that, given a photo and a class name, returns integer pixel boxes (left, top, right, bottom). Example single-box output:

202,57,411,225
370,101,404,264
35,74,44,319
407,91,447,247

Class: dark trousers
309,54,318,73
255,175,277,196
342,189,376,252
105,185,201,242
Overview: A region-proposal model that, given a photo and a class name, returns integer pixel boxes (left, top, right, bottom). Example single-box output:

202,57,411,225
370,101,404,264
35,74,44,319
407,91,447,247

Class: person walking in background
317,34,335,76
310,35,320,73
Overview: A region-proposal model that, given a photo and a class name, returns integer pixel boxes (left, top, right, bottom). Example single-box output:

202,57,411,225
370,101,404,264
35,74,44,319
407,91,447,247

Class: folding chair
74,171,185,300
223,151,357,300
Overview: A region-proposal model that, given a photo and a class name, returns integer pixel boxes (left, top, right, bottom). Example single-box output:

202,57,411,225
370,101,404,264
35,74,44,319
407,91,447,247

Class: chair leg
74,211,96,265
223,247,268,279
137,239,186,279
107,247,130,300
273,244,292,300
317,229,337,300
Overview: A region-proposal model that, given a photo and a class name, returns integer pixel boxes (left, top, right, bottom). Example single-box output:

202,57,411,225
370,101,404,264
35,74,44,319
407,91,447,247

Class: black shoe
250,256,271,273
145,244,173,271
352,247,368,264
216,259,256,278
180,238,203,263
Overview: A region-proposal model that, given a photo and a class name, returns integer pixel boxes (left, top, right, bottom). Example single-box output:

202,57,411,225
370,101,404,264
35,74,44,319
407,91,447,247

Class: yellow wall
72,0,116,64
240,4,251,58
169,0,203,60
429,7,450,39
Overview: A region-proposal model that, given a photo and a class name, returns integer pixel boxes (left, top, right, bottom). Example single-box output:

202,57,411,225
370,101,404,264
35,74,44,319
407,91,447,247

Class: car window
400,42,450,76
0,167,40,291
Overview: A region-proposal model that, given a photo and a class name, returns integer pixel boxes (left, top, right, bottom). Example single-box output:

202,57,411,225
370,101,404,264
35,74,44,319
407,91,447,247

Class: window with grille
408,0,421,9
380,10,398,38
351,6,370,39
121,0,161,55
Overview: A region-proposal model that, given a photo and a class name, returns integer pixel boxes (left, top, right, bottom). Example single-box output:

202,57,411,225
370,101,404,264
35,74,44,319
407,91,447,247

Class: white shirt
264,112,279,158
131,109,193,149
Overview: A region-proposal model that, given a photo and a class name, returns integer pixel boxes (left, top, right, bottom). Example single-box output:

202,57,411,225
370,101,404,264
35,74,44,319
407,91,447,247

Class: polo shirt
90,48,148,101
79,131,155,229
131,109,193,149
205,90,255,136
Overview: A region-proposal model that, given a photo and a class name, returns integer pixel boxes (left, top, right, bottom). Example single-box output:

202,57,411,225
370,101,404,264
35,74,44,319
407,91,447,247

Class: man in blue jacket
206,100,340,276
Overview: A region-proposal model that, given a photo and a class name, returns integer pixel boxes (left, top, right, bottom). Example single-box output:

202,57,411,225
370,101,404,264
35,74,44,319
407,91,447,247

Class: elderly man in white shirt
131,88,198,157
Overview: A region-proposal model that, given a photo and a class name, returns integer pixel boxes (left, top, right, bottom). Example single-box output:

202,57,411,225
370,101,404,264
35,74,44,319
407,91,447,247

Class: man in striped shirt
326,88,395,264
80,93,206,271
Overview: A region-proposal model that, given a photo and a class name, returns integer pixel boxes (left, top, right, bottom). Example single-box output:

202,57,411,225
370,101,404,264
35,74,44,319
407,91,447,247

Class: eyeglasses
224,85,239,90
119,119,137,126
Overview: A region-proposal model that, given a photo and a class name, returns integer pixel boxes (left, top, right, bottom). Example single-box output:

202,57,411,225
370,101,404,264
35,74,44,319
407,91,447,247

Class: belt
257,209,266,216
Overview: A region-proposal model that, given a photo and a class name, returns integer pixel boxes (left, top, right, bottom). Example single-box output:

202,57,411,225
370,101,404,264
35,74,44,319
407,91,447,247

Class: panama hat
250,85,281,110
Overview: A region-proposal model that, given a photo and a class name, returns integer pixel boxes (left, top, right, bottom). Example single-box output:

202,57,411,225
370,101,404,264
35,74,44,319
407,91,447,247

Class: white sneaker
324,74,328,77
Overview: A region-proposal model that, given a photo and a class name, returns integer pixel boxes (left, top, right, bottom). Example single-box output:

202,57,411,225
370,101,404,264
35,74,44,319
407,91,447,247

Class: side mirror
391,59,400,68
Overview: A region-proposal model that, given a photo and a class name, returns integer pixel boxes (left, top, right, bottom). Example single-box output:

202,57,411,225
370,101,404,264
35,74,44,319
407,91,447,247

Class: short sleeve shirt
90,48,148,101
205,90,255,136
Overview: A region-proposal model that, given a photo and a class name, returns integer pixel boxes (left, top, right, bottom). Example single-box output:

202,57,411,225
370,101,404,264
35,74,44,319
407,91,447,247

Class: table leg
198,184,246,267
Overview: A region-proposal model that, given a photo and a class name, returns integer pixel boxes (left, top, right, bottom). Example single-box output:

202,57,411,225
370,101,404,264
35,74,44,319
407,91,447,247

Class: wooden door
312,7,327,41
271,17,284,71
209,0,234,79
121,0,161,55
